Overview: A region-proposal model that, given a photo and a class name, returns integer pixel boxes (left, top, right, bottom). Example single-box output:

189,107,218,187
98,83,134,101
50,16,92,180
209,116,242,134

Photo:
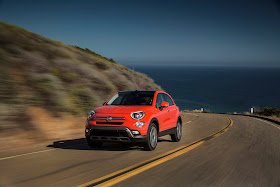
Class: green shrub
94,62,109,70
0,69,17,104
256,107,280,117
27,73,71,113
71,45,116,64
69,86,99,115
51,68,78,83
21,51,50,73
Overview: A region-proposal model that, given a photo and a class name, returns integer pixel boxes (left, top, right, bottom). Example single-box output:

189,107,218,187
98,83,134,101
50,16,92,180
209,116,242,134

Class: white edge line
254,118,280,130
0,143,87,161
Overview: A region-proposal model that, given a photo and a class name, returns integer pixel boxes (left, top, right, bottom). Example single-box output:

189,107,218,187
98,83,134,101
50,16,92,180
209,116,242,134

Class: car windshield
106,91,155,105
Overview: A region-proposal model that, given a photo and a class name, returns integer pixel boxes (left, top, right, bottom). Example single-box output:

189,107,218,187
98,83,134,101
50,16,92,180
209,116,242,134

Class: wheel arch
178,115,182,124
150,117,159,133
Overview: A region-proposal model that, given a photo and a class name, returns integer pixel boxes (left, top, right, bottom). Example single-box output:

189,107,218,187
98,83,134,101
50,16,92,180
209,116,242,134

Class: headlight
88,110,95,119
130,111,145,120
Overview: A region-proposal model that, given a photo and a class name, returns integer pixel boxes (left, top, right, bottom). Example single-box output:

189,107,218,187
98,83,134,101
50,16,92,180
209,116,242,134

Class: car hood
94,105,153,114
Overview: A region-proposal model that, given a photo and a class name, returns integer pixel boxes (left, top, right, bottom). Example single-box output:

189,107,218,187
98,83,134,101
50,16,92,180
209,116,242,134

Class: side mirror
103,102,106,105
160,101,169,108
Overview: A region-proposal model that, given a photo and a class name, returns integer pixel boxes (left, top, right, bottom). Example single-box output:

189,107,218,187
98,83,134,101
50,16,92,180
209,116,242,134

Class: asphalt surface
0,113,279,187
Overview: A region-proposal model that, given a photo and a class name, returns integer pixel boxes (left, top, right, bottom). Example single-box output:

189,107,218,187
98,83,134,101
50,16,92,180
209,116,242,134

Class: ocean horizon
127,65,280,113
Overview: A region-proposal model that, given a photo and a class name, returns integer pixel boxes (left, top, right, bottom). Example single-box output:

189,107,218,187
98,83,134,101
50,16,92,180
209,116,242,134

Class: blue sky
1,0,280,67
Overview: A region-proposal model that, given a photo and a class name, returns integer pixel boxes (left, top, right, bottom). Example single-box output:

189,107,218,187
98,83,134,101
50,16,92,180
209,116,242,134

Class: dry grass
182,109,202,113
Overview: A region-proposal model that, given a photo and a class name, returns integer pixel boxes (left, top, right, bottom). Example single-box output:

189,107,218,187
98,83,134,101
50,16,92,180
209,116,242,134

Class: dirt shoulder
264,115,280,123
0,107,86,150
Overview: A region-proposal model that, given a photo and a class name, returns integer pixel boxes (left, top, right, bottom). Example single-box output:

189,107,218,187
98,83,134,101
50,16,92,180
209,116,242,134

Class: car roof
118,90,169,96
119,90,156,94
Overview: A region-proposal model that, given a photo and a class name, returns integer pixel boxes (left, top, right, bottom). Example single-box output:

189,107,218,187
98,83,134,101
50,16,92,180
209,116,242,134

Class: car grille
96,122,123,125
95,117,125,120
91,130,129,137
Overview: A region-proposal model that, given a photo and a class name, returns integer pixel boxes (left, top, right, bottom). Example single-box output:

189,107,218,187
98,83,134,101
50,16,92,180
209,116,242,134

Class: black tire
86,137,103,148
170,120,182,142
143,123,158,151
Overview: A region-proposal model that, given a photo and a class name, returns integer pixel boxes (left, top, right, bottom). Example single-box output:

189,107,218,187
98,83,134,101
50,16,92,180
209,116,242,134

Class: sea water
131,66,280,113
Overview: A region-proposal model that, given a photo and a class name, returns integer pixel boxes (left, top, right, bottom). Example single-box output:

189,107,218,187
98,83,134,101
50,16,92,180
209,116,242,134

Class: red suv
85,90,182,151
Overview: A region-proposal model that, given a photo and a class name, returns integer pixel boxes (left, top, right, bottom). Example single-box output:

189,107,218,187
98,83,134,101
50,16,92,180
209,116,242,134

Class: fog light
135,121,145,128
131,130,140,135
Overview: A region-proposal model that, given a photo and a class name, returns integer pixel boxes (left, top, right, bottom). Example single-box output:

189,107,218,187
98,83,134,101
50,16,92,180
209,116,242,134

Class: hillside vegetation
255,107,280,117
254,107,280,122
0,21,162,137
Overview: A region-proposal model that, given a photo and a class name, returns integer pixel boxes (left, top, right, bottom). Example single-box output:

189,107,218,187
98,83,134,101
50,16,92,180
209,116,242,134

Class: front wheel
143,123,158,151
86,137,103,148
170,120,182,142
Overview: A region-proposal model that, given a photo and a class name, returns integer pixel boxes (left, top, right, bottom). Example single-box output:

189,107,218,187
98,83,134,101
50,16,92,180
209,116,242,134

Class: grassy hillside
0,21,162,135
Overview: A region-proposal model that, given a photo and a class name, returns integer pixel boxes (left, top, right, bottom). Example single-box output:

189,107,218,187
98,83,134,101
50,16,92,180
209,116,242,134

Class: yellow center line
77,117,233,187
95,141,204,187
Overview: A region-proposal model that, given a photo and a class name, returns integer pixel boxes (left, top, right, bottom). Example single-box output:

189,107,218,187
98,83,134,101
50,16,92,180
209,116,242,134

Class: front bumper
85,126,147,142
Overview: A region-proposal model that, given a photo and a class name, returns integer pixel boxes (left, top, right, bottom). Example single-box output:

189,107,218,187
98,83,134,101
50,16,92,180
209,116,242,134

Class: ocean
130,66,280,113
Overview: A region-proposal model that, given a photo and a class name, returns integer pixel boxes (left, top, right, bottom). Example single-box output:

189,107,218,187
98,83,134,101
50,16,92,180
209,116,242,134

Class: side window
156,93,165,108
163,94,174,106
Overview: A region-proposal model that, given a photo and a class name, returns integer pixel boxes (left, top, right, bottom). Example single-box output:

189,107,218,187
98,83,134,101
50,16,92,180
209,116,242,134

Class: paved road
0,113,279,187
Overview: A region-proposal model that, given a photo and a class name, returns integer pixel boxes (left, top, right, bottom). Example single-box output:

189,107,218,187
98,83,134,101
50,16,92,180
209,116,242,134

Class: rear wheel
143,123,158,151
86,137,103,148
170,120,182,142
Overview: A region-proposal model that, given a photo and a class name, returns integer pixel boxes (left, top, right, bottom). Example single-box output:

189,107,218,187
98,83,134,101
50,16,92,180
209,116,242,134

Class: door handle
175,109,177,110
167,110,170,112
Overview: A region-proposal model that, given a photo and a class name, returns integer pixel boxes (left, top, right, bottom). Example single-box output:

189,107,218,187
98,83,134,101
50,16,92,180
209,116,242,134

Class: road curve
0,113,279,187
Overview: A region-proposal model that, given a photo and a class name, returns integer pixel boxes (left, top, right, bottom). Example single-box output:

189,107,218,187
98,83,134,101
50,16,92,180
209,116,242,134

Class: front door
155,93,170,132
163,93,177,129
